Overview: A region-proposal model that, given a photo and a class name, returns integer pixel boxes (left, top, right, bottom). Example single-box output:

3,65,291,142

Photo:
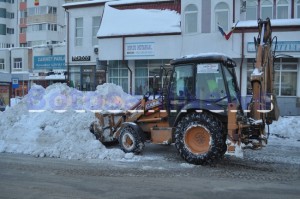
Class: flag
218,21,239,40
34,0,39,6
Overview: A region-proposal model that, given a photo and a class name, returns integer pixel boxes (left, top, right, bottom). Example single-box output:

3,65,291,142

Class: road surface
0,143,299,199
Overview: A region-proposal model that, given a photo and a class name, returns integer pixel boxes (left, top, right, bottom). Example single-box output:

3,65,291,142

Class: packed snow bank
0,83,139,160
269,116,300,147
25,83,138,111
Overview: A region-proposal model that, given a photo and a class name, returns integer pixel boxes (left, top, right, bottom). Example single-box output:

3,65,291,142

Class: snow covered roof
62,0,113,8
235,19,300,28
97,3,181,38
107,0,173,6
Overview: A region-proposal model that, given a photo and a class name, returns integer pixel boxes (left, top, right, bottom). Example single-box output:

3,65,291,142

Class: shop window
247,59,255,95
261,0,273,19
75,18,83,46
108,61,128,93
0,59,4,70
246,0,258,20
13,58,22,69
277,0,289,19
184,4,198,33
92,16,101,46
135,60,148,95
134,60,171,95
215,2,229,32
69,66,81,90
274,59,298,96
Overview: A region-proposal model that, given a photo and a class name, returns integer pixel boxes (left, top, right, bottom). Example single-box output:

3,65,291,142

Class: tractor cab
166,53,242,126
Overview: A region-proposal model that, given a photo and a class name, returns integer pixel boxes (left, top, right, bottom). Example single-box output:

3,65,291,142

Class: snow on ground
0,82,299,165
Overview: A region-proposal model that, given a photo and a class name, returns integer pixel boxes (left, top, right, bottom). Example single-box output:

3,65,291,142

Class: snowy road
0,142,299,199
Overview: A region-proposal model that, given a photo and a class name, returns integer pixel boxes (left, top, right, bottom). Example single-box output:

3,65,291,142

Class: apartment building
0,0,17,48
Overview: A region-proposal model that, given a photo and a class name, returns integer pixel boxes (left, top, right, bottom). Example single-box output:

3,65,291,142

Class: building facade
0,0,17,49
63,0,110,91
95,0,300,115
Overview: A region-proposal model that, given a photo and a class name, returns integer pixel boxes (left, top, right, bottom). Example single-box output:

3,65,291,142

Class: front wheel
118,126,144,154
174,112,224,165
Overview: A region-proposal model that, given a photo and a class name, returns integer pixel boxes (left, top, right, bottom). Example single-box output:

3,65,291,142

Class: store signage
34,55,65,69
247,41,300,52
72,56,91,61
125,42,155,57
12,78,19,89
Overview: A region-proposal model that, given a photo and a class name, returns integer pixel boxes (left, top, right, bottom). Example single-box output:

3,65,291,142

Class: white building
0,0,17,49
62,0,111,91
64,0,300,115
19,0,66,47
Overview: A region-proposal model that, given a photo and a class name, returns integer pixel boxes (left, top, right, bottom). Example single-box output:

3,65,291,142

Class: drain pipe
122,36,132,94
65,8,70,86
240,31,244,89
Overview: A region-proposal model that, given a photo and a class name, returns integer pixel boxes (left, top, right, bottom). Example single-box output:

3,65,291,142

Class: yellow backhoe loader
90,18,279,165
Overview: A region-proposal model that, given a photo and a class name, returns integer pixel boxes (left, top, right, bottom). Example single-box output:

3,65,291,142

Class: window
274,59,298,96
261,0,273,19
170,65,194,99
134,60,171,95
215,2,229,31
135,60,148,95
20,27,26,33
0,8,6,18
27,24,47,32
184,4,198,33
247,59,255,95
13,58,22,69
75,18,83,46
0,24,6,35
0,59,4,70
48,24,57,31
6,27,14,34
246,0,258,20
92,16,101,45
277,0,289,19
108,61,128,93
297,0,300,18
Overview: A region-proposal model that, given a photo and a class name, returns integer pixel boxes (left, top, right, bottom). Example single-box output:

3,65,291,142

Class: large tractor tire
174,112,224,165
118,125,145,154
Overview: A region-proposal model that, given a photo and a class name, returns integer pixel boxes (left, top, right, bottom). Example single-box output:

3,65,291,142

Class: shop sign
12,78,19,89
72,56,91,62
125,42,155,57
247,41,300,52
34,55,65,69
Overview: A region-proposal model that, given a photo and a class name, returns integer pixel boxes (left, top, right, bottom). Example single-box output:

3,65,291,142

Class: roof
170,53,235,66
62,0,112,9
97,3,181,38
107,0,172,6
235,19,300,28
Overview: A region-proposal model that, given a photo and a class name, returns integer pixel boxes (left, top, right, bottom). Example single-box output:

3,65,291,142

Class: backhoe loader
90,18,279,165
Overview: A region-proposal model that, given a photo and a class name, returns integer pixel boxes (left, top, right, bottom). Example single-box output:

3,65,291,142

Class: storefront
0,83,10,109
69,63,106,91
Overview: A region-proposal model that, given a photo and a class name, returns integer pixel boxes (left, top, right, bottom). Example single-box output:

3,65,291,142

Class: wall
99,35,182,61
68,6,105,65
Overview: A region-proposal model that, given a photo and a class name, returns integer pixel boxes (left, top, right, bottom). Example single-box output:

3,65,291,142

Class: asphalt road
0,143,299,199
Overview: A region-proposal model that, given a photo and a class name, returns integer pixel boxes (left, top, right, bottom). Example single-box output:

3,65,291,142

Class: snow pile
0,83,139,160
24,83,138,111
269,116,300,146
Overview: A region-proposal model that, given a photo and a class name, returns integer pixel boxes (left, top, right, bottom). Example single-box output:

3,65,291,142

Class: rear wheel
174,112,224,165
118,126,144,154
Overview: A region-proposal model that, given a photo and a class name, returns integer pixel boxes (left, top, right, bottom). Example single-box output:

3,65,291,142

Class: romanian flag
34,0,39,6
218,21,239,40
